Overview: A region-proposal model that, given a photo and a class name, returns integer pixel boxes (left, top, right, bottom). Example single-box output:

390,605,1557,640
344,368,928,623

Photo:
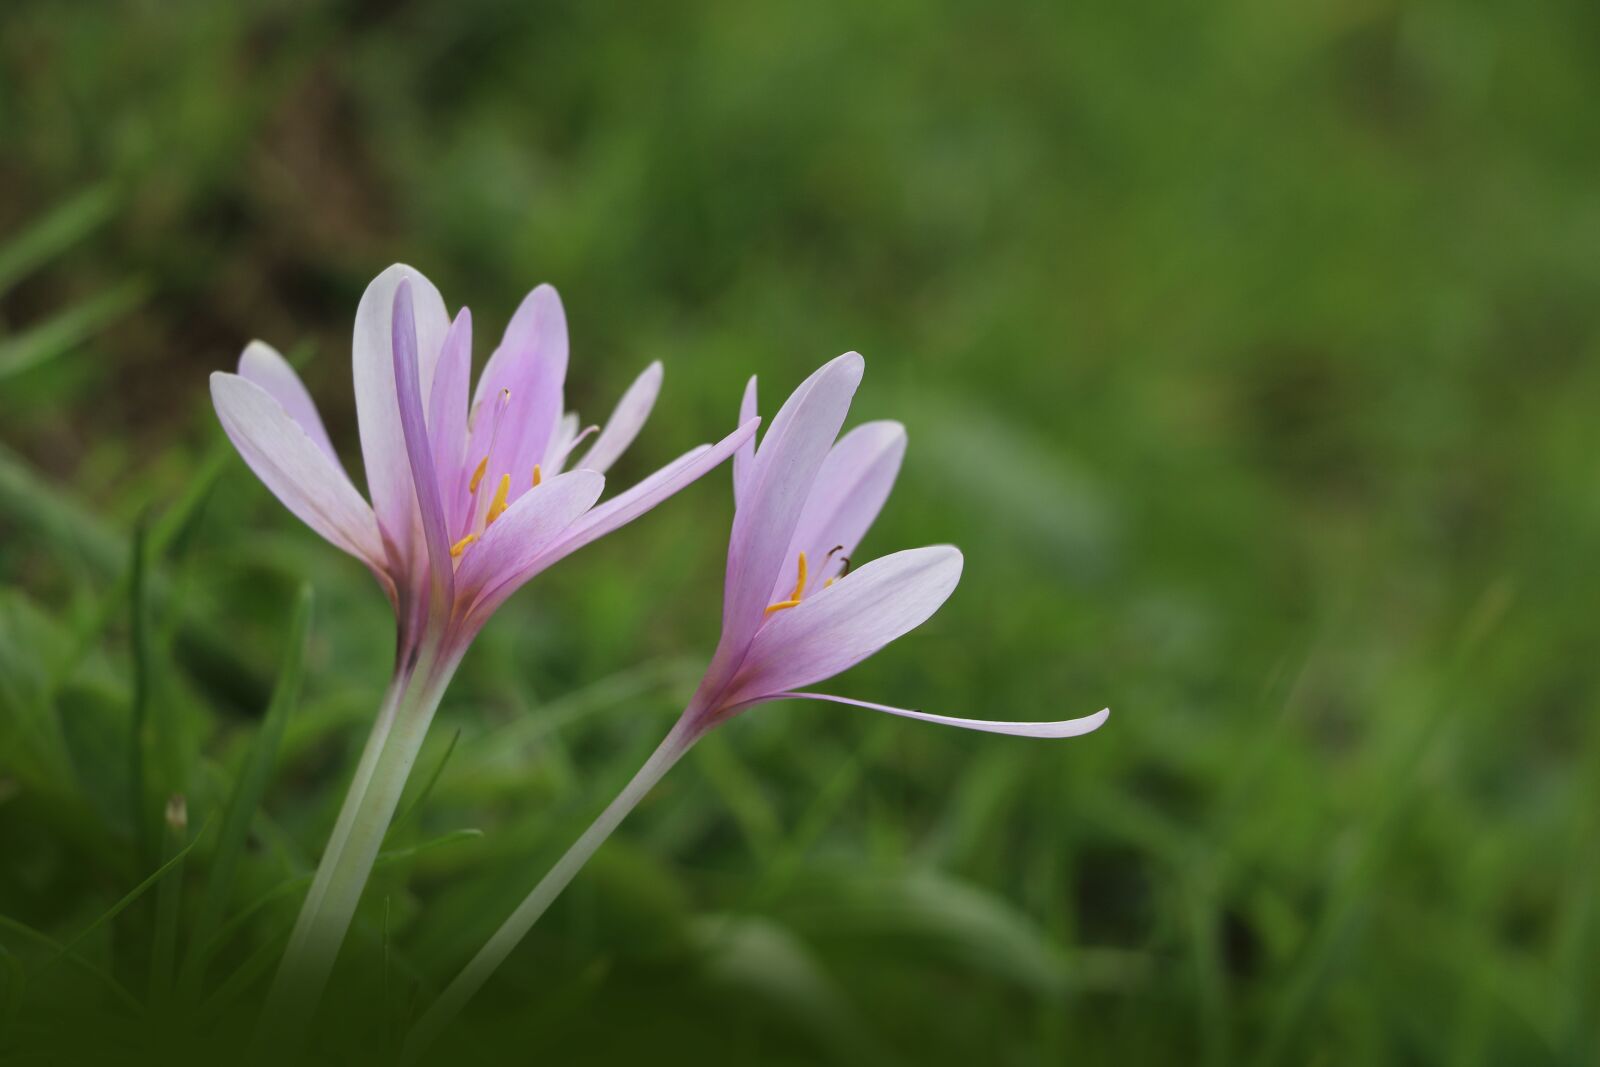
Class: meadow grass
2,1,1599,1062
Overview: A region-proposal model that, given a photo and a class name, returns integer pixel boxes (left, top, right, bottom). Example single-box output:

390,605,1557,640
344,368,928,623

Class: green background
3,1,1598,1062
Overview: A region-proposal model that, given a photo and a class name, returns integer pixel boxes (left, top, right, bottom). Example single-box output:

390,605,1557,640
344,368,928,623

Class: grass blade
129,520,152,858
47,815,211,976
180,586,313,996
148,795,189,1011
0,914,139,1014
0,441,268,707
372,828,483,866
0,280,146,380
0,185,116,295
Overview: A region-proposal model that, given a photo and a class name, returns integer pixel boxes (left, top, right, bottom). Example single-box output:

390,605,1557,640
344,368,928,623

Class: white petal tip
238,339,279,368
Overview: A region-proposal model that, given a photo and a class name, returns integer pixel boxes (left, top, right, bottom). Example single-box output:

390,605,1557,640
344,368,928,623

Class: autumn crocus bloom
405,352,1108,1057
209,265,757,1036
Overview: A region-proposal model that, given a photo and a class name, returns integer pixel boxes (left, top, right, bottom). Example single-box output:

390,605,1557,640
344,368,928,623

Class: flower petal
718,353,863,668
353,264,450,561
393,281,455,610
772,419,906,601
211,372,385,568
732,375,758,507
466,284,568,509
577,360,662,473
534,416,761,572
429,308,473,532
456,469,606,615
763,693,1111,738
236,341,342,472
724,544,961,705
541,412,583,470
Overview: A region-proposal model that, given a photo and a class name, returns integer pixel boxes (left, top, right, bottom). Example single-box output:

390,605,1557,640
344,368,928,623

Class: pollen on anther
765,552,810,614
531,463,543,488
486,474,511,524
450,534,478,558
468,456,489,493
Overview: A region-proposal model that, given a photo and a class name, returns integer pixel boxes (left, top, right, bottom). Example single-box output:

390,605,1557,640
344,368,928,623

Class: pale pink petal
577,361,662,473
466,285,568,509
353,264,450,563
534,416,761,572
429,308,473,531
392,281,455,608
717,354,863,671
541,413,583,470
236,341,342,472
547,422,598,473
723,545,961,705
732,376,758,507
771,419,906,602
211,372,385,569
764,693,1111,738
456,470,606,616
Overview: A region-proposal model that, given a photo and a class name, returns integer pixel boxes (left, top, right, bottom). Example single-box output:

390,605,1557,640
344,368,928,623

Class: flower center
451,458,543,563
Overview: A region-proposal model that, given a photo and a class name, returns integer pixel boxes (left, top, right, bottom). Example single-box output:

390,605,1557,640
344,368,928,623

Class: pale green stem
258,641,462,1050
292,670,407,945
402,715,699,1063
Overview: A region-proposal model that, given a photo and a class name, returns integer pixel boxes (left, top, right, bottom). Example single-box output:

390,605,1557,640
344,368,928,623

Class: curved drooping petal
764,693,1111,738
456,470,606,616
429,308,473,531
211,372,385,570
732,376,758,507
724,545,962,706
770,419,906,601
466,284,568,511
353,264,451,561
392,281,456,612
237,341,342,472
532,417,762,573
719,354,863,666
577,361,662,473
540,413,584,471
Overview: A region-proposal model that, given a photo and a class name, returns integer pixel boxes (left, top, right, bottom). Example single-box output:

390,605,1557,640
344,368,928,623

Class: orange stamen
764,552,809,614
486,474,511,525
449,533,477,558
531,463,543,488
468,456,489,493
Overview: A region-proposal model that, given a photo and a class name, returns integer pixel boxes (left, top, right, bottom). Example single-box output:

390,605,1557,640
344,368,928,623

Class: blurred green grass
3,0,1600,1063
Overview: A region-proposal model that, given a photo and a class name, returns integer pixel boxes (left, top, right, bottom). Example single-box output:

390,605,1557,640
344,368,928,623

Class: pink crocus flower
405,351,1107,1058
212,264,754,658
210,264,758,1037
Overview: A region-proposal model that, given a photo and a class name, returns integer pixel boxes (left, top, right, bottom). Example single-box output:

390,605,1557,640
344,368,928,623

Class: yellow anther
468,456,489,493
531,463,543,488
764,552,809,615
449,533,478,558
824,576,835,588
486,474,511,525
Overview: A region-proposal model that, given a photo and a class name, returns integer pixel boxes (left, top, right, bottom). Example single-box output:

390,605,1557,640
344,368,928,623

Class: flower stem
402,715,698,1063
257,643,461,1050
